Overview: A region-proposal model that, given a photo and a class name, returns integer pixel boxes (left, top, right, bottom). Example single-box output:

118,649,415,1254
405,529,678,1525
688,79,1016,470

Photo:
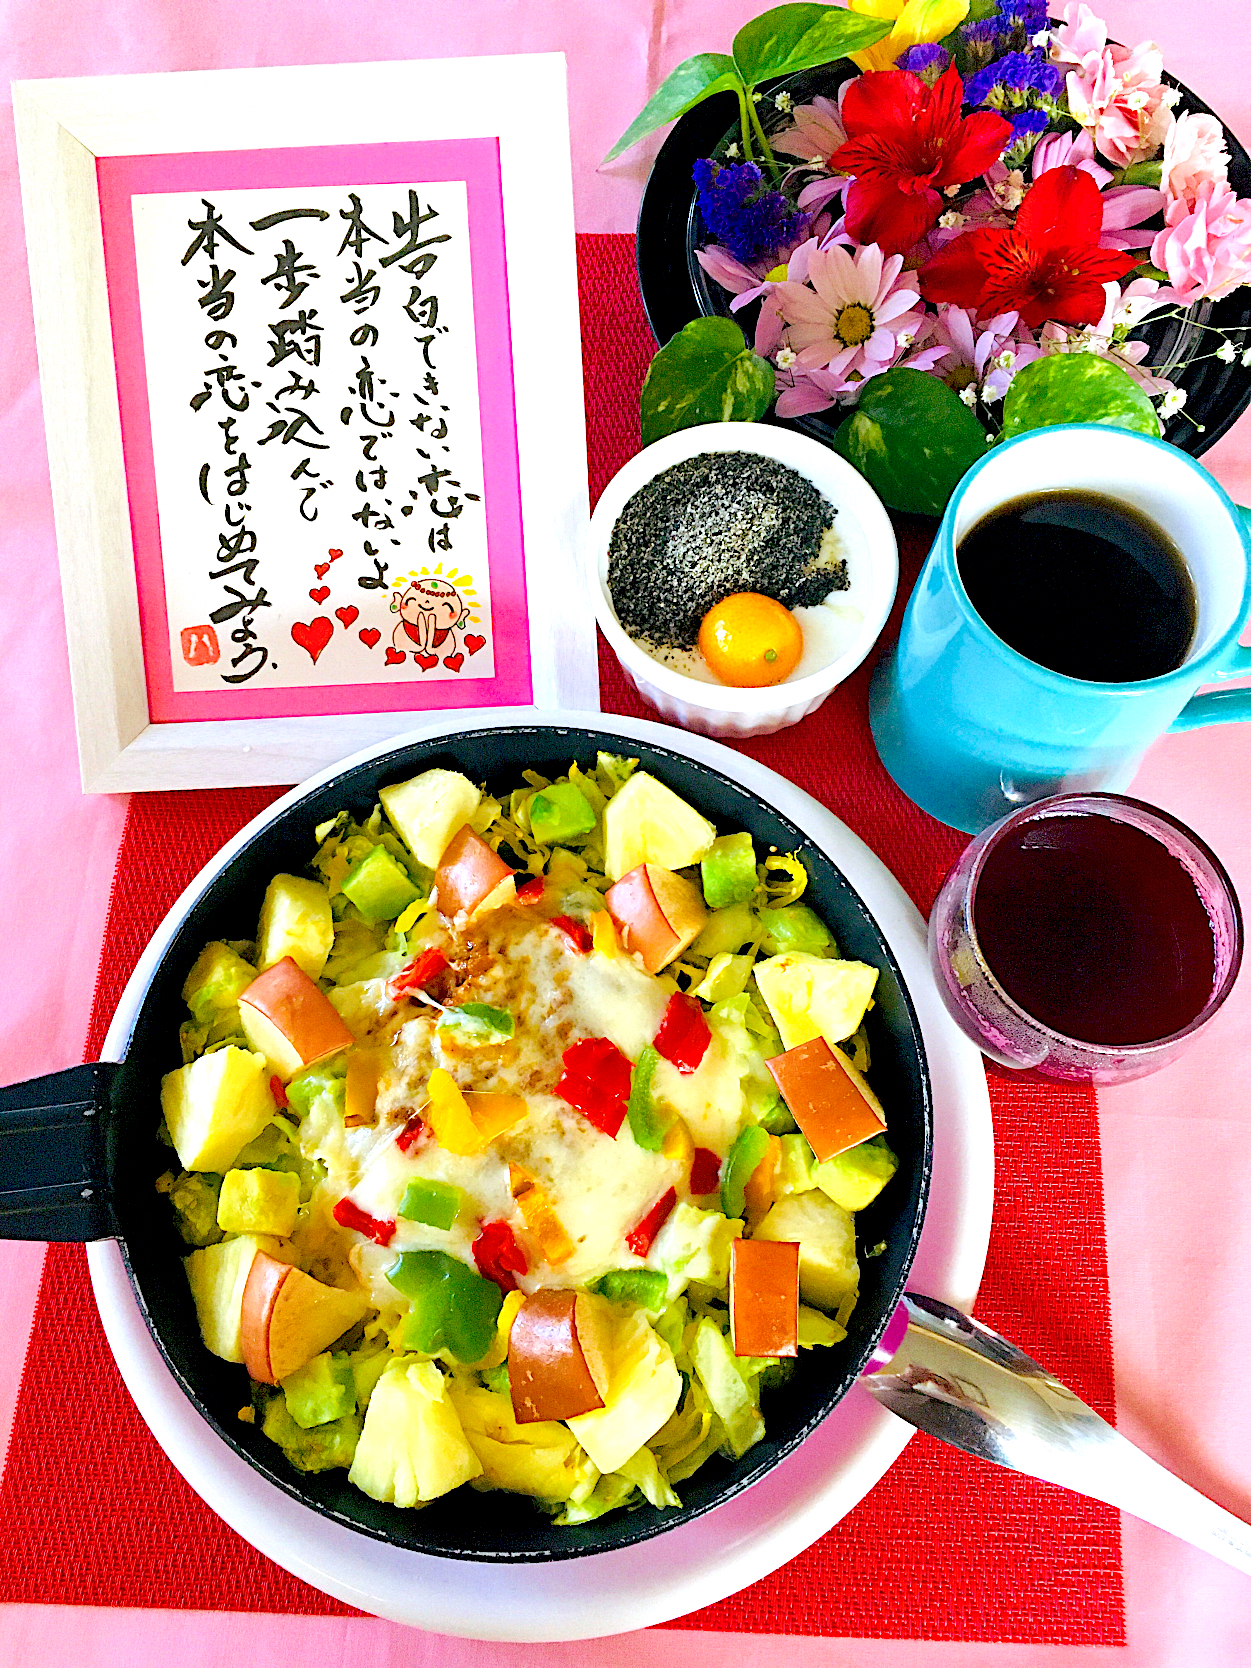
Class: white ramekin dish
588,422,899,738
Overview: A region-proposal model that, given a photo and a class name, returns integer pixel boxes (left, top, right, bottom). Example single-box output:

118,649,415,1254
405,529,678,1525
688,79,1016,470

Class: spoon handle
861,1293,1251,1579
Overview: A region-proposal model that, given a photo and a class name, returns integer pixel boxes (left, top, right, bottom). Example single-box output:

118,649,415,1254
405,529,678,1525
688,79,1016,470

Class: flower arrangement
613,1,1251,514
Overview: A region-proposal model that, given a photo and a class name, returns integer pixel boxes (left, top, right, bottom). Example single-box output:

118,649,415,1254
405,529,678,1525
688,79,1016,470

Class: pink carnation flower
1051,2,1171,168
1161,110,1230,211
1150,181,1251,303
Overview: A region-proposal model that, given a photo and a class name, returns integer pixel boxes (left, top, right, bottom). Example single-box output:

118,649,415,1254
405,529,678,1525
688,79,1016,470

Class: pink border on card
96,140,532,721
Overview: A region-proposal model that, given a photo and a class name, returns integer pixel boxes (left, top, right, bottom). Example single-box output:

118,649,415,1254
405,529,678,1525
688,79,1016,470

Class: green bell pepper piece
398,1177,463,1230
438,1002,515,1043
592,1268,669,1311
701,832,758,909
627,1044,668,1152
388,1250,503,1363
720,1124,772,1219
529,781,597,845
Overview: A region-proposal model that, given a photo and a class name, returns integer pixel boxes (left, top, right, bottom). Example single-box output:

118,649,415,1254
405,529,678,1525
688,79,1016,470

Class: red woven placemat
0,234,1123,1643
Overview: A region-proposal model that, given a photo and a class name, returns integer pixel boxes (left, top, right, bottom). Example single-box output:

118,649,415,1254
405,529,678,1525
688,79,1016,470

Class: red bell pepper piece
333,1196,397,1246
689,1146,722,1197
515,876,546,905
388,946,450,1002
626,1187,677,1258
551,915,593,954
395,1111,430,1154
268,1075,289,1109
472,1218,529,1293
653,992,711,1075
555,1036,632,1137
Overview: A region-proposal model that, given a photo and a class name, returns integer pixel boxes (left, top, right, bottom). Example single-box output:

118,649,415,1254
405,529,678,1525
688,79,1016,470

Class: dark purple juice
972,813,1217,1046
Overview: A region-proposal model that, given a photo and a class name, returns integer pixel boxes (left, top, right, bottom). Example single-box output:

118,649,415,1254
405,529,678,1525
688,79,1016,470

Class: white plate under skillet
89,709,993,1641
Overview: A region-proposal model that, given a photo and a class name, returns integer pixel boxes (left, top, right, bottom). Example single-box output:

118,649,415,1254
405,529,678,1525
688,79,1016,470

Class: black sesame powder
607,452,847,652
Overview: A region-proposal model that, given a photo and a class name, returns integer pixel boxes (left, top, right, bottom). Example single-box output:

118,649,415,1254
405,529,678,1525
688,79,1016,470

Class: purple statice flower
692,159,808,268
1003,107,1052,167
896,42,950,85
959,0,1049,71
965,50,1062,108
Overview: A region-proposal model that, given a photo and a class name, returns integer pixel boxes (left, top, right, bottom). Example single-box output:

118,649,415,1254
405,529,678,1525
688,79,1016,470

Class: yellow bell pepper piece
661,1115,694,1168
426,1072,526,1155
509,1163,576,1266
591,909,619,958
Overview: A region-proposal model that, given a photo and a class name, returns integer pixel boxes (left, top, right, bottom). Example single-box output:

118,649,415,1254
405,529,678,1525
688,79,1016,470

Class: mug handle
1171,505,1251,733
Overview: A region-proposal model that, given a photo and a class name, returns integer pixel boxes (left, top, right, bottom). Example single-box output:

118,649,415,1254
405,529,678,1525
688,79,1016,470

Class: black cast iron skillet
0,723,931,1561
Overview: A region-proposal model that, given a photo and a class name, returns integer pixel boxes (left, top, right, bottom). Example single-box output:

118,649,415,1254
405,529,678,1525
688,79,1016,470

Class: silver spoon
861,1292,1251,1578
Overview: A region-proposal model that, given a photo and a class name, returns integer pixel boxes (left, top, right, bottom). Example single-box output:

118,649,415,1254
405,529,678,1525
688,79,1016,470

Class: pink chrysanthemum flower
770,243,927,384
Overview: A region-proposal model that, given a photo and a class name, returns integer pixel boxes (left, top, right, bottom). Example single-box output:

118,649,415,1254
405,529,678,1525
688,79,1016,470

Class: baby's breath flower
774,90,793,113
725,141,740,159
1242,347,1251,368
990,169,1027,210
775,345,798,369
959,384,979,408
995,349,1016,369
1217,339,1238,364
897,331,914,348
1160,387,1188,418
939,209,966,229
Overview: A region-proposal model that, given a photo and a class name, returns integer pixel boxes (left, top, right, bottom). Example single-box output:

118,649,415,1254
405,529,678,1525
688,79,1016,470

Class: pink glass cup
928,793,1243,1084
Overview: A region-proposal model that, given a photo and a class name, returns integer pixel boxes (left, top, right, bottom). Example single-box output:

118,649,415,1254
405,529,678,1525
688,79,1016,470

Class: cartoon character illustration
390,575,470,659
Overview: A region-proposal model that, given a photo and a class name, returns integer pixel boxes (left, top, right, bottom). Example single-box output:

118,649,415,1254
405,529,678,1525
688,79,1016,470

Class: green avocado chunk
260,1390,361,1472
813,1133,898,1211
340,844,421,924
755,904,834,957
282,1351,357,1429
529,781,597,845
701,833,757,909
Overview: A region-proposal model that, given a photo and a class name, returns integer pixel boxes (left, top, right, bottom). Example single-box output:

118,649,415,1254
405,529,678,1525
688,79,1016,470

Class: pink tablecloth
1,2,1250,1664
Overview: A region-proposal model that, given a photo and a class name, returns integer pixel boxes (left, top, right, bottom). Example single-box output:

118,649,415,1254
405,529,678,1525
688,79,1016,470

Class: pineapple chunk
181,941,255,1020
755,952,879,1051
447,1381,599,1503
257,875,334,980
753,1192,859,1313
603,772,717,882
217,1167,300,1237
160,1046,275,1172
566,1307,682,1474
380,768,481,869
349,1358,482,1506
184,1233,284,1362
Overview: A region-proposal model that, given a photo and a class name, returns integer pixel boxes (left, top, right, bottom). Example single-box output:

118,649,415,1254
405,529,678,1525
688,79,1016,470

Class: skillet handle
0,1063,121,1241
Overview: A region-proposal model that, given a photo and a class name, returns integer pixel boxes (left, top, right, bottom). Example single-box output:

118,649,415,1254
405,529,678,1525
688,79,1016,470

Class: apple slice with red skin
766,1035,886,1162
730,1237,799,1358
508,1288,613,1423
435,825,515,919
240,1250,369,1385
238,956,354,1081
604,864,707,974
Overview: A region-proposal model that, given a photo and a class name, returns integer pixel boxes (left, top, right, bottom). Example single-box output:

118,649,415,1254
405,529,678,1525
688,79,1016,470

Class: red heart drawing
336,605,359,628
328,548,343,561
309,586,330,604
292,617,333,663
314,562,331,579
385,646,406,665
464,634,486,656
443,653,465,673
416,652,439,672
359,627,381,649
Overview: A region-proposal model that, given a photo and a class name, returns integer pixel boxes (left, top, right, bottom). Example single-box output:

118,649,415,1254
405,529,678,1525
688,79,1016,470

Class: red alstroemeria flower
919,166,1138,328
830,66,1012,256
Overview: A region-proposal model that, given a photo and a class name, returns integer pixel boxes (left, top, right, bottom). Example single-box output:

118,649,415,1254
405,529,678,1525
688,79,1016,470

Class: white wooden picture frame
14,55,596,793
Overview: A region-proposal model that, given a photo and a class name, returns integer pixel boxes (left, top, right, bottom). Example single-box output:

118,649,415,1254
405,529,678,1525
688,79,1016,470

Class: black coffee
956,490,1197,683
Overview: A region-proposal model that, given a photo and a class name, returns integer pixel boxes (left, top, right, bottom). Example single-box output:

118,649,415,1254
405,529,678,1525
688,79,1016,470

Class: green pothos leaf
732,4,894,87
832,367,988,516
640,317,776,446
1000,353,1163,441
603,53,740,162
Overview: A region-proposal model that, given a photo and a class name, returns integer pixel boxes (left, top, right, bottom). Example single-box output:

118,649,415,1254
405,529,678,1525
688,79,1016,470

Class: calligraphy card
16,57,595,790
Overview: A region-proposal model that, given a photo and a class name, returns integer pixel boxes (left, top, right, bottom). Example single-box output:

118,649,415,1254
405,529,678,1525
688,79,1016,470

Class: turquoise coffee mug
869,425,1251,834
